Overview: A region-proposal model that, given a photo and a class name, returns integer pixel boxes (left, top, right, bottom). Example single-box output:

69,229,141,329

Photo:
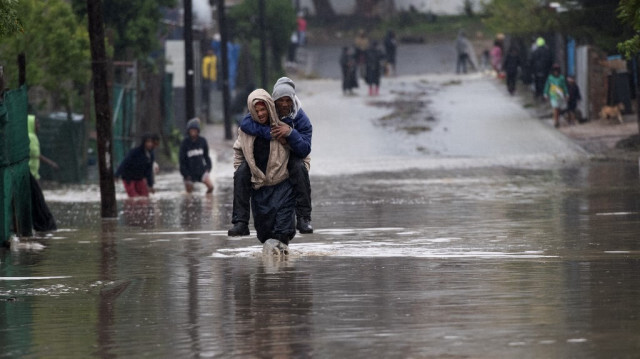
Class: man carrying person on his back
228,77,313,236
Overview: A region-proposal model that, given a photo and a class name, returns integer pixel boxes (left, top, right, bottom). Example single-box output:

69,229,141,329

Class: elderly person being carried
233,89,300,249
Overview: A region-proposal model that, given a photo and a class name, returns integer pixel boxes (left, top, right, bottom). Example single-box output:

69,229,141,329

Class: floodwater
2,161,640,358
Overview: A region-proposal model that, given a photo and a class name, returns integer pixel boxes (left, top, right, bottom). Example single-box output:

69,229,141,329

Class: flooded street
3,73,640,358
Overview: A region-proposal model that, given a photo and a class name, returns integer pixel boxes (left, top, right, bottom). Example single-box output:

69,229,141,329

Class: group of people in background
464,33,582,129
340,29,397,96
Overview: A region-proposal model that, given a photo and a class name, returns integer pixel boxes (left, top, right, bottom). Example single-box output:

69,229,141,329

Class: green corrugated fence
0,85,33,245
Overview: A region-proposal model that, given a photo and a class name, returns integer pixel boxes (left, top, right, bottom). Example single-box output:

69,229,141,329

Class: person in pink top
297,12,307,46
490,40,503,74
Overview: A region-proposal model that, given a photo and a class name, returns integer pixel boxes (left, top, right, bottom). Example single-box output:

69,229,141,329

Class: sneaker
228,222,249,237
296,218,313,234
262,239,289,256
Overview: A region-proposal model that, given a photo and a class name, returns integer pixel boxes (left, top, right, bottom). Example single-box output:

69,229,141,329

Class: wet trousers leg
232,161,252,224
287,156,312,220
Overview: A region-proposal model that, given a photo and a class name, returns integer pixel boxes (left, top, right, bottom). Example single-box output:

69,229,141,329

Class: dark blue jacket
115,145,155,187
239,108,312,159
179,136,212,181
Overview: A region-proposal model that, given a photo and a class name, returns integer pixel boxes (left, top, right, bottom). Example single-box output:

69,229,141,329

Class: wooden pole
218,0,232,140
184,0,195,122
259,0,267,89
18,53,25,86
87,0,117,218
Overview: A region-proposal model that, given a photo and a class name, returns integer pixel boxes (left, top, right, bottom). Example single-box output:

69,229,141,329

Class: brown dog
600,103,625,124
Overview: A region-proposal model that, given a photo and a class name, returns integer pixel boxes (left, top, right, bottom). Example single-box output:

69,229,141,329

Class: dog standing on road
599,103,625,124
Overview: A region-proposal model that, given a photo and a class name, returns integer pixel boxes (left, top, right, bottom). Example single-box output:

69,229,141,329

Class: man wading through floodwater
232,89,304,249
228,77,313,236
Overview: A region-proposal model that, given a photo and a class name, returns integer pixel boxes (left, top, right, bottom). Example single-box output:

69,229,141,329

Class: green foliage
483,0,558,35
229,0,295,76
0,0,90,110
485,0,629,54
617,0,640,59
72,0,176,61
0,0,22,37
557,1,628,54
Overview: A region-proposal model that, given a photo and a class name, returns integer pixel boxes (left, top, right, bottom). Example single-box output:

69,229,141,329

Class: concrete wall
299,0,486,16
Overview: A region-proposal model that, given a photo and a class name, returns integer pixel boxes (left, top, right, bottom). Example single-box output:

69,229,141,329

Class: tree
0,0,22,38
617,0,640,59
483,0,558,36
617,0,640,135
0,0,90,113
229,0,295,78
485,0,627,53
72,0,176,61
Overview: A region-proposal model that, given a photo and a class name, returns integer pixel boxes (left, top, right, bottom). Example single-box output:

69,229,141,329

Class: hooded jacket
233,89,290,190
239,77,312,162
179,135,212,181
115,135,156,187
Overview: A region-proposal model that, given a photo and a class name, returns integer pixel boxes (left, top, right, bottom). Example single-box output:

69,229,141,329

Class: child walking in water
115,133,159,197
179,118,214,193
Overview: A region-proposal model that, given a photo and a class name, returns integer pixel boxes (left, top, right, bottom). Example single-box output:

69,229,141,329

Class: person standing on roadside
297,12,307,47
354,29,370,78
340,46,358,95
544,64,568,128
530,37,553,100
456,30,472,74
365,41,385,96
502,47,521,95
384,30,398,76
565,76,581,125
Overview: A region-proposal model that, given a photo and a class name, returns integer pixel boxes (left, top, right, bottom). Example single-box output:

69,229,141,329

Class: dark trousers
534,73,547,98
232,156,312,224
506,72,517,94
456,53,469,74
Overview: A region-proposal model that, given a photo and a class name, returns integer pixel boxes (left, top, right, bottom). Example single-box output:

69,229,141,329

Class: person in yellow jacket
201,49,218,116
28,114,59,180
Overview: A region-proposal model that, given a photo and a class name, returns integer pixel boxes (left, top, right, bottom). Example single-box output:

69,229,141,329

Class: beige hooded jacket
233,89,290,190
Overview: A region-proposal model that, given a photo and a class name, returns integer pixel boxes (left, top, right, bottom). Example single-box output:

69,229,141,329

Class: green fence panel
38,115,85,183
0,85,33,244
112,85,136,167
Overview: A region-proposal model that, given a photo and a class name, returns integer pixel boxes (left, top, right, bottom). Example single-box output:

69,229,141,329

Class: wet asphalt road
2,41,640,358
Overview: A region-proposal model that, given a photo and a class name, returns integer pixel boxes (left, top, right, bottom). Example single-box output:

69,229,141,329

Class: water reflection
227,257,313,358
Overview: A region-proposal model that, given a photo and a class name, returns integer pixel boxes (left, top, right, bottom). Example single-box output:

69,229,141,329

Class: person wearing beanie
179,117,214,193
232,89,297,249
115,133,159,197
529,36,553,100
229,77,313,237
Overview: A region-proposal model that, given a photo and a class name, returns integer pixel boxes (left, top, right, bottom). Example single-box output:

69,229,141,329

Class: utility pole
184,0,195,122
87,0,117,218
18,53,25,86
259,0,267,89
218,0,232,140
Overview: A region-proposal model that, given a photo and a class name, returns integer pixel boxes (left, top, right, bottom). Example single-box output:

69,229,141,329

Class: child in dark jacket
115,133,159,197
566,76,581,125
179,118,214,193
